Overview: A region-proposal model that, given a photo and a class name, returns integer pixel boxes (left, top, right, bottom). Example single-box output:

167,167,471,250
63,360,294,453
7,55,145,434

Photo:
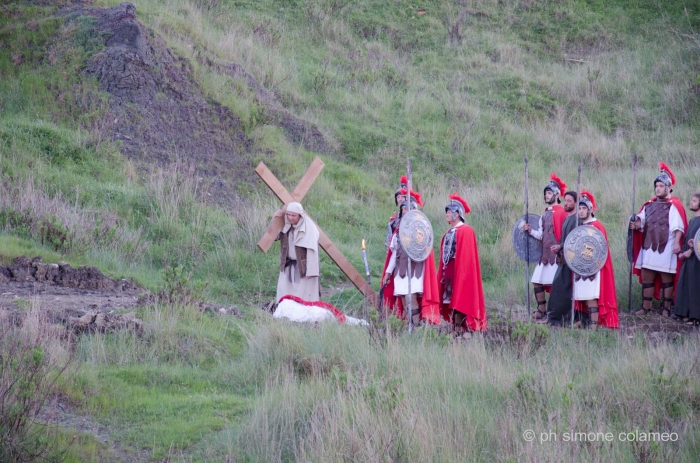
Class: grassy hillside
1,0,700,461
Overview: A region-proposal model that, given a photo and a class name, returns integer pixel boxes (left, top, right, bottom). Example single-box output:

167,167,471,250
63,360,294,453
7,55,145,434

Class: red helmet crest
579,189,597,212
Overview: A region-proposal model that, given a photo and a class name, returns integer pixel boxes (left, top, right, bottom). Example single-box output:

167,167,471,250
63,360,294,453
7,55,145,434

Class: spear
571,162,582,328
406,159,414,334
525,155,531,319
628,154,638,312
362,238,371,321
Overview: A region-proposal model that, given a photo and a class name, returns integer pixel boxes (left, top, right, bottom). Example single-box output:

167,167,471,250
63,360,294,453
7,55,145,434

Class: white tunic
385,234,424,295
573,218,601,301
529,208,559,285
634,202,684,274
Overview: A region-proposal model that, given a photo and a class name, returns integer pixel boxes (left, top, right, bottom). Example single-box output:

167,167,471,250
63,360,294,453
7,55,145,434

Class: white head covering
286,202,304,215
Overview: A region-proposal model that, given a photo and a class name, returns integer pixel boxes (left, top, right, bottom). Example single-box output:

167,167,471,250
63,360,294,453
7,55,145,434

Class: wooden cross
256,157,378,306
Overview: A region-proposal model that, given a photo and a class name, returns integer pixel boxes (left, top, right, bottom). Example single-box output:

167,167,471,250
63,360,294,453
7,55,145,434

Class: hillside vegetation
1,0,700,461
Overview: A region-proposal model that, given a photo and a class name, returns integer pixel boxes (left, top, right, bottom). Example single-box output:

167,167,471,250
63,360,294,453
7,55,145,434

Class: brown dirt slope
63,2,333,204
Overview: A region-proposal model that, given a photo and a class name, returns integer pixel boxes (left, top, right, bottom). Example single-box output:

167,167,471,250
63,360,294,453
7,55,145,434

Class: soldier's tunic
634,200,685,274
385,233,424,295
573,218,601,301
530,205,566,285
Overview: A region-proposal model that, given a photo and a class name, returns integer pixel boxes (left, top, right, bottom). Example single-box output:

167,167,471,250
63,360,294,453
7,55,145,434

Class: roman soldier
522,173,568,320
438,193,487,333
630,162,688,317
385,176,409,248
382,192,440,325
573,190,619,329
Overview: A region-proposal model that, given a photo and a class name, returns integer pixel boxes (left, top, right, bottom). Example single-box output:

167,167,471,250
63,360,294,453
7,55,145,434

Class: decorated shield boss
512,214,542,263
564,225,608,277
693,227,700,261
399,210,434,262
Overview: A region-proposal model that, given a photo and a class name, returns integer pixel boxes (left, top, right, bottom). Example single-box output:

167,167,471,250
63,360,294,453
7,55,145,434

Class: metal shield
398,210,434,262
512,214,542,263
626,214,635,262
694,227,700,261
564,225,609,277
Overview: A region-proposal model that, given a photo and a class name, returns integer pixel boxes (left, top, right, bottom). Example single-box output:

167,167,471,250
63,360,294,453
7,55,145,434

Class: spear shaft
525,155,531,319
628,154,638,312
571,162,582,328
406,160,414,334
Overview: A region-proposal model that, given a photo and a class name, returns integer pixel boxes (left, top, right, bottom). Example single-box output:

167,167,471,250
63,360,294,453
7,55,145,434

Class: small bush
0,311,73,462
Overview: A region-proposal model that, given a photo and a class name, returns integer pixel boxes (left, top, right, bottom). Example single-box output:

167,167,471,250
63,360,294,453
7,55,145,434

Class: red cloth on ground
438,225,487,331
574,220,619,328
277,294,347,323
631,196,688,299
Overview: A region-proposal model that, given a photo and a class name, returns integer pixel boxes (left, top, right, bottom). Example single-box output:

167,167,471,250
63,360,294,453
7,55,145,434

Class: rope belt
284,257,298,282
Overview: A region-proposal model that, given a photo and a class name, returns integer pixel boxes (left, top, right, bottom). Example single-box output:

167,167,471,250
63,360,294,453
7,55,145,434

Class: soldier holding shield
522,173,568,320
674,192,700,326
570,190,619,329
383,192,440,325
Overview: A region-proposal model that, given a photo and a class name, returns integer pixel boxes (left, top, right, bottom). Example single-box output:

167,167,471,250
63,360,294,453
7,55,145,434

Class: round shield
626,214,636,262
564,225,609,277
512,214,542,263
694,227,700,261
398,210,434,262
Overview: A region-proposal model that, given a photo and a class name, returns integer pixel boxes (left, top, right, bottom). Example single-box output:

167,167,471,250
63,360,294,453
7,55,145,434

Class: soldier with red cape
385,176,408,248
522,173,568,320
437,194,487,333
382,191,440,324
630,162,688,317
572,190,619,328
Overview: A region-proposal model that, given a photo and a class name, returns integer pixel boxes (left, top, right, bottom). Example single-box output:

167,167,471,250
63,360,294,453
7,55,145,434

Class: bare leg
453,310,467,335
586,299,599,329
659,273,674,317
400,294,421,325
532,284,546,319
634,269,656,315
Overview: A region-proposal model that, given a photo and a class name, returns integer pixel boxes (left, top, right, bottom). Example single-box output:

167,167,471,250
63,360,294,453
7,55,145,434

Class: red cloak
437,224,487,331
380,231,441,324
551,204,567,242
574,220,619,328
421,250,442,325
381,232,403,317
541,204,567,293
631,196,688,299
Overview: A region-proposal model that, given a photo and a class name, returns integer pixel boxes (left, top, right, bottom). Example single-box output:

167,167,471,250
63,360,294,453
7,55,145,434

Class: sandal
659,308,671,318
532,305,547,320
634,307,651,316
685,319,700,327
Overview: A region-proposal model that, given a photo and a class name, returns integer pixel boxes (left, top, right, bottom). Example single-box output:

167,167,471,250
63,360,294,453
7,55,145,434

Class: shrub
0,310,73,462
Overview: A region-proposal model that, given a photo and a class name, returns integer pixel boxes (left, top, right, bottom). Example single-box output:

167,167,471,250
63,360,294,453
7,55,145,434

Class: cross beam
256,157,378,306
